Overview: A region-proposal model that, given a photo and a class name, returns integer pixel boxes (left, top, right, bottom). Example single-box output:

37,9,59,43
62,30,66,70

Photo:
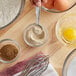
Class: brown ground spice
0,44,18,61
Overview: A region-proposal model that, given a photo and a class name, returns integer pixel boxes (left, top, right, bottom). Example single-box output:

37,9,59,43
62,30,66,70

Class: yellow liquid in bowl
61,27,76,43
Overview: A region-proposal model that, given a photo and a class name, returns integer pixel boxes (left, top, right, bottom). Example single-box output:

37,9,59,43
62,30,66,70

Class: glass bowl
63,49,76,76
0,39,21,63
56,13,76,45
42,0,76,13
0,0,25,30
23,23,48,47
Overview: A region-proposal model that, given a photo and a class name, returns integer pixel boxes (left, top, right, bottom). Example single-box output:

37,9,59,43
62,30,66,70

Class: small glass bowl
56,13,76,45
23,23,48,47
63,49,76,76
0,39,21,63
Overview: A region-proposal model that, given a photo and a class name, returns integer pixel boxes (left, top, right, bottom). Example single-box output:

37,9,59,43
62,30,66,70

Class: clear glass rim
23,23,49,47
42,3,76,13
62,49,76,76
55,12,76,45
0,0,25,30
0,39,21,63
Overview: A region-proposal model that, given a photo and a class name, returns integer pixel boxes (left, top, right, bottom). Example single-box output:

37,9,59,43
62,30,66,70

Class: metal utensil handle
36,6,40,25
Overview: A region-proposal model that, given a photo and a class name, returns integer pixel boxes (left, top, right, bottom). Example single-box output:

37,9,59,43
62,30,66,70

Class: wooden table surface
0,0,76,76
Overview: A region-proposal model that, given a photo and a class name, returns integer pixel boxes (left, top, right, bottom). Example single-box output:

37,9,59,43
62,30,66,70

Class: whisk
20,53,49,76
20,42,61,76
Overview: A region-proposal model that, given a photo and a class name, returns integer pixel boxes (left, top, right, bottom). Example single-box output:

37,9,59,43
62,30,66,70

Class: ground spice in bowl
0,44,18,61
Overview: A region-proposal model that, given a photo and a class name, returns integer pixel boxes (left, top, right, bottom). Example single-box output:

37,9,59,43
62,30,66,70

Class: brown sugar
0,44,18,61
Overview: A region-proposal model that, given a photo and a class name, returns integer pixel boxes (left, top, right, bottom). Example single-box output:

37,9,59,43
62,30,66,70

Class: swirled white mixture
0,0,22,28
24,24,47,46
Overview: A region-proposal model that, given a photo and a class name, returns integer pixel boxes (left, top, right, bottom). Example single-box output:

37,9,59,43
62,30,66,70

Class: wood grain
0,0,76,76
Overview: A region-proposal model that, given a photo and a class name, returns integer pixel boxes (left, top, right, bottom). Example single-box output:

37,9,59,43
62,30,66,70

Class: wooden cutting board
0,0,76,76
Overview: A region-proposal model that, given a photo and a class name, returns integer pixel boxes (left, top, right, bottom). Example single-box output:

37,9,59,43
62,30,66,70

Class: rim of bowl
23,23,48,47
0,39,21,63
42,3,76,13
0,0,25,30
62,49,76,76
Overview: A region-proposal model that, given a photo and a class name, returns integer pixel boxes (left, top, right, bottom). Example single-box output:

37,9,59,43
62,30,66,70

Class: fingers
42,0,53,9
54,0,70,11
30,0,47,6
42,0,47,3
30,0,70,11
31,0,41,6
36,0,41,6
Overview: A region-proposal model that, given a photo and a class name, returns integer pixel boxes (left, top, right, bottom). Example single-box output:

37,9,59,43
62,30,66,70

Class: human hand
31,0,70,11
30,0,47,6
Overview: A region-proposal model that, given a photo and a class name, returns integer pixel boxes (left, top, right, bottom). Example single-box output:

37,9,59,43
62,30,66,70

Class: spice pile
0,44,18,61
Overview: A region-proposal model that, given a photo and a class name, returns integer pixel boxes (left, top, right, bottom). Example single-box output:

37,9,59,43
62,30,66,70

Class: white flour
0,0,21,29
67,57,76,76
